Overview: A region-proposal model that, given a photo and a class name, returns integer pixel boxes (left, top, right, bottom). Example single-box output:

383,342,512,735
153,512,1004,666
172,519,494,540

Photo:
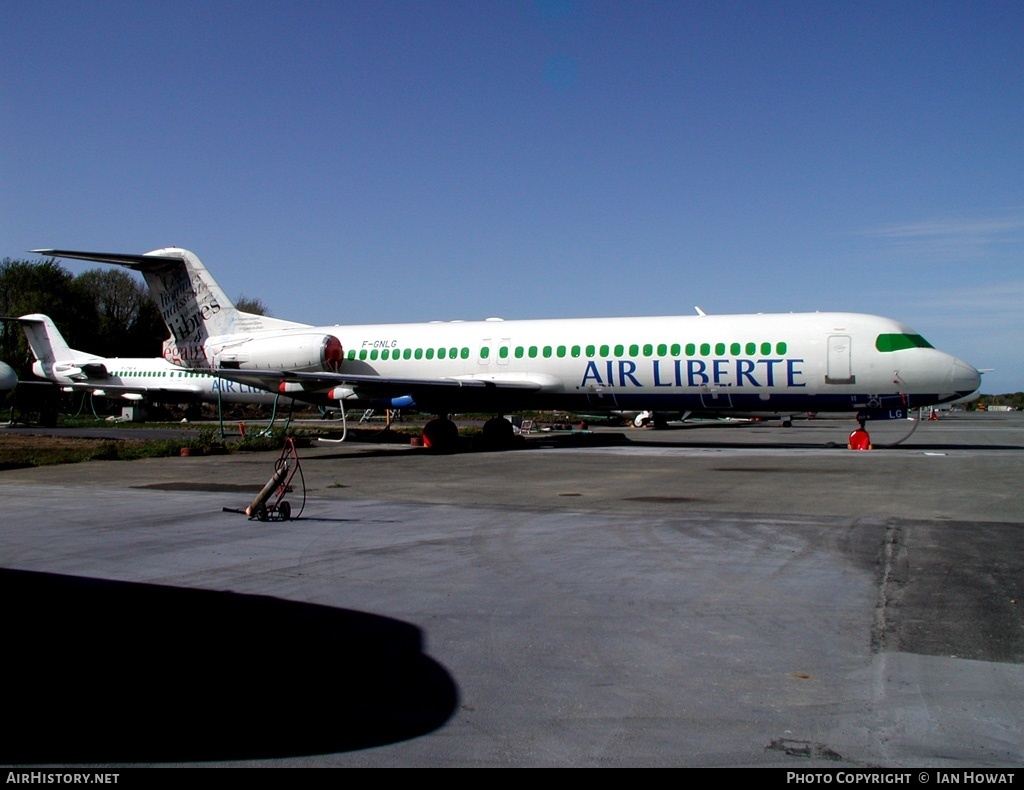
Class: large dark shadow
1,568,458,763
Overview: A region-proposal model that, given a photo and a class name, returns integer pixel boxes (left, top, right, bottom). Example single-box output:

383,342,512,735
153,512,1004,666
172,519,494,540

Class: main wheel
481,416,516,446
422,417,459,449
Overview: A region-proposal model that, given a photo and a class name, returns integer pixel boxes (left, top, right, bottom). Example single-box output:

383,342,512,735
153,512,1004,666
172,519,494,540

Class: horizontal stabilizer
31,249,185,271
35,248,308,341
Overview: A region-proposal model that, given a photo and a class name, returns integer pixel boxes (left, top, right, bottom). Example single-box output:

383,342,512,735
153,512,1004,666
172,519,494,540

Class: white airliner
34,247,982,439
1,313,286,407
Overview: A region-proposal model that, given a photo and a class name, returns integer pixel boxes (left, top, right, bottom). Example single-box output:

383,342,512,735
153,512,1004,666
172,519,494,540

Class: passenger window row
348,341,789,362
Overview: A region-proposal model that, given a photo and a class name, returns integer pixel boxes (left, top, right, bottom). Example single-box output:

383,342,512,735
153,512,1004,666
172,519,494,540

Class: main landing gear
481,416,516,445
421,416,460,448
420,415,519,450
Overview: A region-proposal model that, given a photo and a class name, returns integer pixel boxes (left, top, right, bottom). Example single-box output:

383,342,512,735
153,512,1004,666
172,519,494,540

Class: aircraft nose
952,357,981,396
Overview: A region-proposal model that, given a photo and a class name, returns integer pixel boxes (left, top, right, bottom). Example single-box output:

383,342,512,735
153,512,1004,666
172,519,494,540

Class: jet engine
0,361,17,392
41,361,110,381
210,333,343,373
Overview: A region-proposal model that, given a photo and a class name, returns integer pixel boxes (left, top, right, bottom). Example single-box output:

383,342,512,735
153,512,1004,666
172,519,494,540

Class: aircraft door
826,335,855,384
478,338,492,366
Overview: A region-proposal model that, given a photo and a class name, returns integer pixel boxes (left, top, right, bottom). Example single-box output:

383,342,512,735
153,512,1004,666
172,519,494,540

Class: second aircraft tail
0,313,95,366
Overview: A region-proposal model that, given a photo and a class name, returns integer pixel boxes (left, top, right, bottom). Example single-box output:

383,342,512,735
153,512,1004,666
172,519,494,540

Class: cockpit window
875,333,934,352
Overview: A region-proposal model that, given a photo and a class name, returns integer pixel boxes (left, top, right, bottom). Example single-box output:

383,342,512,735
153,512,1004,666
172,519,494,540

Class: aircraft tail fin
33,247,307,366
0,314,97,366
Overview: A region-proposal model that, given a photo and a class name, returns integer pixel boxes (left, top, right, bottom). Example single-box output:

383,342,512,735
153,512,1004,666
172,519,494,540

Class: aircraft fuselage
36,357,282,405
32,248,981,420
237,311,979,415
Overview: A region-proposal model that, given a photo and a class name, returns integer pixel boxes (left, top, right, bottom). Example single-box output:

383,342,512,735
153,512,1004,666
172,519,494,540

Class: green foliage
73,269,165,357
0,257,169,373
109,440,186,460
978,392,1024,410
0,258,77,318
184,425,227,453
0,438,186,469
235,295,271,316
232,433,284,452
0,258,91,374
232,426,308,451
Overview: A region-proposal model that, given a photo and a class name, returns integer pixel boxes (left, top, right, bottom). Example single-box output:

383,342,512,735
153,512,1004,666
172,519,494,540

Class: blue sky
3,1,1022,391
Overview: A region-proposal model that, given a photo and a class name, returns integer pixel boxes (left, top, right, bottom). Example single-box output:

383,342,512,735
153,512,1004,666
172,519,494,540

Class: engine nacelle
0,361,17,392
79,363,110,379
210,333,343,373
46,361,109,381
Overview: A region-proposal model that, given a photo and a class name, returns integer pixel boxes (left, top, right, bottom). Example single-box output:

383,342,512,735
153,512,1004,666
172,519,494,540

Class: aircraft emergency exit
33,248,981,430
1,313,286,407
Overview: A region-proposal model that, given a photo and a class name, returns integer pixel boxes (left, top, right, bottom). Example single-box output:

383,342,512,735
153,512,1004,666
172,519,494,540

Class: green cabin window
875,333,934,352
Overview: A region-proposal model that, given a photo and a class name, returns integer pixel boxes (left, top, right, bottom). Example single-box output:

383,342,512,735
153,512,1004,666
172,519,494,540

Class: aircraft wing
217,369,545,392
56,382,206,396
52,381,210,403
213,368,550,410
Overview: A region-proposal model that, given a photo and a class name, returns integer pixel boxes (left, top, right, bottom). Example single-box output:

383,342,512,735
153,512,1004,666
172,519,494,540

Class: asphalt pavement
1,412,1021,767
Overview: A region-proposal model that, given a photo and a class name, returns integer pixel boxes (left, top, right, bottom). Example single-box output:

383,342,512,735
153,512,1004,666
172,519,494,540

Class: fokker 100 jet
1,313,287,409
34,247,981,443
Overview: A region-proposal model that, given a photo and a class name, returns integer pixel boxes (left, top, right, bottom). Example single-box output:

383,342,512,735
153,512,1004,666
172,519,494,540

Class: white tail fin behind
14,314,97,366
